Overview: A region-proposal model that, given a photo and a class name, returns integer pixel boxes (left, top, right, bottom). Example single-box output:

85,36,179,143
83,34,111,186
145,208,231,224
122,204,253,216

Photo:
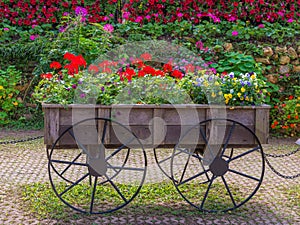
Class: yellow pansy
241,87,246,93
211,92,216,98
237,92,241,97
13,101,18,106
251,74,256,79
245,96,249,101
0,85,3,90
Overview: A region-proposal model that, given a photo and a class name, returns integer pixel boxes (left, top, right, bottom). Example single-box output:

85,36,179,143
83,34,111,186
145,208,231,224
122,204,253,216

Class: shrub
0,66,23,125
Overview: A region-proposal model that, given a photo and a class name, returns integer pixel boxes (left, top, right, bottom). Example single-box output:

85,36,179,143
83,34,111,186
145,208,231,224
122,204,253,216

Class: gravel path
0,130,299,224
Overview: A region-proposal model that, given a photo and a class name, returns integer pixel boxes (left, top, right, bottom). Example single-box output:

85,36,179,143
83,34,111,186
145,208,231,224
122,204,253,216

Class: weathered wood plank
255,108,269,144
43,104,270,147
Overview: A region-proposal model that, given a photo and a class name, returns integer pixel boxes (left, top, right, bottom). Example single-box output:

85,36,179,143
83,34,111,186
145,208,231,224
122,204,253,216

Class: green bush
0,66,23,125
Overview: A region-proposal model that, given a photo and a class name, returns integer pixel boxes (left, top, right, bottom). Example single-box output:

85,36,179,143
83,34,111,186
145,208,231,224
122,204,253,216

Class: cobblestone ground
0,130,299,224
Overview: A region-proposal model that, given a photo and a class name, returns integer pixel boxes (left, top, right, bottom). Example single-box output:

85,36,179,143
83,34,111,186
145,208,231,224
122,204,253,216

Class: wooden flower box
43,104,270,149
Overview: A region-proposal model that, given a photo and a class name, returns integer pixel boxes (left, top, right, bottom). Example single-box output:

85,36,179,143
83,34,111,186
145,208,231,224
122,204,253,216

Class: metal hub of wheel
47,117,147,214
209,157,229,176
171,118,265,212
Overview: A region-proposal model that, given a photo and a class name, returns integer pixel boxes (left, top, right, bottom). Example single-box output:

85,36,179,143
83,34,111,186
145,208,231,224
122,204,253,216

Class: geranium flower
41,73,53,80
50,61,62,70
143,66,156,75
163,63,173,73
171,70,183,79
140,53,152,61
88,64,99,74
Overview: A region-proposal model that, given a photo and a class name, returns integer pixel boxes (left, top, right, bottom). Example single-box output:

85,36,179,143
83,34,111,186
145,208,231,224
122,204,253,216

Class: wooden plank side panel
255,109,269,144
44,108,59,145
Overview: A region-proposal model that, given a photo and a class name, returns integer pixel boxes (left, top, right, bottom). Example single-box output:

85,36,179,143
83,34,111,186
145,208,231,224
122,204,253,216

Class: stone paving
0,130,299,224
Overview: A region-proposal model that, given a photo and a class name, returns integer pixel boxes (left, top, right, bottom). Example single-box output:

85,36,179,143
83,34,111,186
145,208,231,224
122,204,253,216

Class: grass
18,180,249,221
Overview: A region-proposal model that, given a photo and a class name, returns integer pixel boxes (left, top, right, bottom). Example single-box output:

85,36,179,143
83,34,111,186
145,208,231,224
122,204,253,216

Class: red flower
143,66,156,75
295,115,299,120
287,115,291,119
274,105,278,109
185,64,195,73
154,70,165,76
288,95,294,100
171,70,183,79
290,124,295,128
103,67,112,74
50,61,62,70
64,52,76,61
163,63,172,73
140,53,152,61
131,58,142,65
63,53,87,75
64,63,78,76
88,64,99,74
40,73,53,79
119,68,136,81
138,70,146,77
282,104,286,107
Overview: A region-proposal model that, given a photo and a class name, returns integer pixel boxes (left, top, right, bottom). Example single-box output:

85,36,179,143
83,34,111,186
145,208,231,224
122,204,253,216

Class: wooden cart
43,104,270,214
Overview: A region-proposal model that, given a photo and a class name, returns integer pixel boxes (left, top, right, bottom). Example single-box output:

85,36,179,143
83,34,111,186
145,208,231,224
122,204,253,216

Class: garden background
0,0,299,137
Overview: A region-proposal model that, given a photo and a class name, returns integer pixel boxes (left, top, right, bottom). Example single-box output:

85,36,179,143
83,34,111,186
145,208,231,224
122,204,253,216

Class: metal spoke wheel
171,119,265,212
48,118,147,214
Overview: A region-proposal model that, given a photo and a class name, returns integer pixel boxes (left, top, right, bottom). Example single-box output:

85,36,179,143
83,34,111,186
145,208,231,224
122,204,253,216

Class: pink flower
232,30,239,36
258,24,265,28
123,12,130,20
135,16,143,23
29,34,38,40
103,24,114,33
103,16,109,21
287,18,293,23
3,28,9,31
177,13,183,17
210,68,217,74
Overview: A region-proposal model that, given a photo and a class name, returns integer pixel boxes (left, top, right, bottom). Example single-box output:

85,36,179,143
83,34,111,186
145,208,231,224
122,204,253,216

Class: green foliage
214,52,262,75
0,66,23,125
33,71,85,105
35,16,112,77
115,75,191,104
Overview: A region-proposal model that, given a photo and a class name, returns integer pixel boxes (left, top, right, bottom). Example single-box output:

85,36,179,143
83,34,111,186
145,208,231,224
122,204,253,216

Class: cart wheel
171,119,265,212
48,118,147,214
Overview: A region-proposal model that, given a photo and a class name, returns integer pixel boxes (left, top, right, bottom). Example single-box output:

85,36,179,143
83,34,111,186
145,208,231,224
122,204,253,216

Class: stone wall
255,46,300,84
